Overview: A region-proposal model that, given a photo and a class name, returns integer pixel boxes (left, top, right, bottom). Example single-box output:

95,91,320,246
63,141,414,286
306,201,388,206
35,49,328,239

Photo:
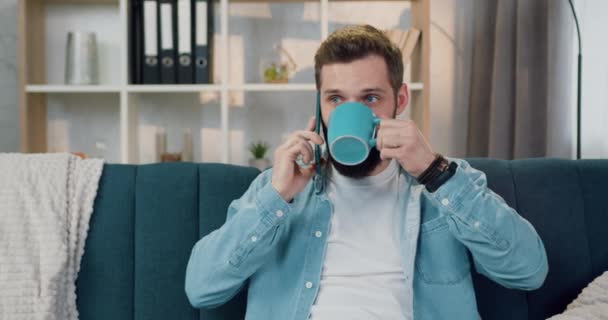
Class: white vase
249,158,271,171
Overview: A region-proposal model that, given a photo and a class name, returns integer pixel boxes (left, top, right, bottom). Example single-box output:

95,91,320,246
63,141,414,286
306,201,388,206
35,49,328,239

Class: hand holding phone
270,116,324,202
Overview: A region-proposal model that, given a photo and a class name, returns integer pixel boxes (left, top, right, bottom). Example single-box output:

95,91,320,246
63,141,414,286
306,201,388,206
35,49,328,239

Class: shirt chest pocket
415,215,471,285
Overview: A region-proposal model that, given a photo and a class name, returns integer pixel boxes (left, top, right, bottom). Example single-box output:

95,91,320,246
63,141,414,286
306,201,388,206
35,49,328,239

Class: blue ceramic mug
328,102,381,165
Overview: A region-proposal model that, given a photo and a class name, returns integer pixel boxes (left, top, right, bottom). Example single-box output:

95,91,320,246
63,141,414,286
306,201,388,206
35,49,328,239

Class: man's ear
395,83,409,117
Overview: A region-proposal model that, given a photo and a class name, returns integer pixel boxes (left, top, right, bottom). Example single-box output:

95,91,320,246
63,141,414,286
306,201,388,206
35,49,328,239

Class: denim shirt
185,158,549,319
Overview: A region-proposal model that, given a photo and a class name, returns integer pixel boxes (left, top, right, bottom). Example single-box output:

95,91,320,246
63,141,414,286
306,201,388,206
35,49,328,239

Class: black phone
313,91,325,194
314,91,322,176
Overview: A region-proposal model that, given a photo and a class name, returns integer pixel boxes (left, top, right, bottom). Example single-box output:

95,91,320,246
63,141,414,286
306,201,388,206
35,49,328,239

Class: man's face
319,54,409,178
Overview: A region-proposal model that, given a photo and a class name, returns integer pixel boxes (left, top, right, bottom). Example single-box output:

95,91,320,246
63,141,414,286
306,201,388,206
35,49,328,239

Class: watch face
438,158,449,172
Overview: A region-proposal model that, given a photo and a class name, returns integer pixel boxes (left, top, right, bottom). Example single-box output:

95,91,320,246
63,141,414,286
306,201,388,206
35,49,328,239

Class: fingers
376,124,415,150
295,131,324,145
305,116,316,131
303,116,324,144
299,163,316,178
377,134,403,149
282,131,323,149
287,140,314,164
377,118,415,129
280,116,324,149
296,140,314,164
276,116,324,166
283,132,322,151
379,147,403,160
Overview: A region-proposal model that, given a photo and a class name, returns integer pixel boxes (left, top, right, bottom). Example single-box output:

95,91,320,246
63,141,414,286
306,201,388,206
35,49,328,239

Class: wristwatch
416,154,458,193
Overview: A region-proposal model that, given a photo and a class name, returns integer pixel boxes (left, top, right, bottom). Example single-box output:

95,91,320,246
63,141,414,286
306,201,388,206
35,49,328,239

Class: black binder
130,0,143,84
194,0,212,84
142,0,161,84
159,0,177,84
177,0,194,84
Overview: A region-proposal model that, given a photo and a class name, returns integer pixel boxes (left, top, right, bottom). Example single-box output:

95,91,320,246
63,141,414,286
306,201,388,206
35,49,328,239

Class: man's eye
366,95,379,103
330,96,342,104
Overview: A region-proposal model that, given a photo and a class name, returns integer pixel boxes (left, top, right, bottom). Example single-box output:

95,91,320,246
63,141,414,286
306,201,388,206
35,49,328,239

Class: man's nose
345,98,368,105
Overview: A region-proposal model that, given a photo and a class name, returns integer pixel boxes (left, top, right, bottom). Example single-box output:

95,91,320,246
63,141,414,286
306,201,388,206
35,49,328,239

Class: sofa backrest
76,159,608,320
77,163,257,320
466,158,608,319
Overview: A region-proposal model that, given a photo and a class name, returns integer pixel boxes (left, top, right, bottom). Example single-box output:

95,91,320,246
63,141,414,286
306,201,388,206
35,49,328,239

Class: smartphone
314,91,322,176
313,91,324,194
295,92,323,171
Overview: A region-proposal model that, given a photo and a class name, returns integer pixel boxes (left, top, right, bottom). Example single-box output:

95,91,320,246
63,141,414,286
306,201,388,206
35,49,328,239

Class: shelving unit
18,0,430,164
25,85,123,93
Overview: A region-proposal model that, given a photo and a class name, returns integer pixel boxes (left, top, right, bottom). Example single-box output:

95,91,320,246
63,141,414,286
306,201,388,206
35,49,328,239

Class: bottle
182,129,194,162
156,128,167,163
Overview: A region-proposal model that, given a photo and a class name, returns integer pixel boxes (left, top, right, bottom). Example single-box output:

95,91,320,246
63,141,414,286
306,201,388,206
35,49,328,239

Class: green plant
263,63,289,83
249,141,270,159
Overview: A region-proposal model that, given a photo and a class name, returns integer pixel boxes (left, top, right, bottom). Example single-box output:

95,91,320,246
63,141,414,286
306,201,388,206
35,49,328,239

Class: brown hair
314,24,404,96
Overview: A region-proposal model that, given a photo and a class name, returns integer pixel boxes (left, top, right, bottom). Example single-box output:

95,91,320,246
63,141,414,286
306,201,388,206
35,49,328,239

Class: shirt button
441,198,450,206
315,231,322,238
474,221,481,229
250,236,258,242
305,281,313,289
276,210,284,218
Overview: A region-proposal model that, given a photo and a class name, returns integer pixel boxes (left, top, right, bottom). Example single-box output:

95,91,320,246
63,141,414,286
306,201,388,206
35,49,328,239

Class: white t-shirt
309,160,409,320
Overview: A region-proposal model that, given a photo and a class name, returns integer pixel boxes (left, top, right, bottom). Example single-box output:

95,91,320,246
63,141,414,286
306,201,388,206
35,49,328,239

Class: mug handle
369,118,381,148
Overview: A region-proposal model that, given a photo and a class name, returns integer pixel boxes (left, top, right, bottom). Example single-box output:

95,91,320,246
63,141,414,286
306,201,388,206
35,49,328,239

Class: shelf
25,85,121,93
43,0,412,2
43,0,118,4
127,85,222,93
231,0,414,2
18,0,430,163
408,82,424,91
229,82,423,91
25,83,423,94
230,83,316,91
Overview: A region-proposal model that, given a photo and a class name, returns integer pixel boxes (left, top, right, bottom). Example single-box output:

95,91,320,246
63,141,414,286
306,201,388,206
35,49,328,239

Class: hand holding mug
375,118,436,178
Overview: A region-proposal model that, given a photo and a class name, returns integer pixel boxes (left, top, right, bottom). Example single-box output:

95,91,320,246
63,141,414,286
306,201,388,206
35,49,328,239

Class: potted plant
248,141,271,171
260,44,297,84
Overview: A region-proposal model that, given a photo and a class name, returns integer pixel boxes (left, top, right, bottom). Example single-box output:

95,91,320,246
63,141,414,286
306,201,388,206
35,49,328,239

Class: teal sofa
76,158,608,319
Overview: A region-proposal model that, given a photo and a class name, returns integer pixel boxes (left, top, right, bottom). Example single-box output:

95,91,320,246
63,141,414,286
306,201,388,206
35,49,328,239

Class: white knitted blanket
0,153,104,320
548,271,608,320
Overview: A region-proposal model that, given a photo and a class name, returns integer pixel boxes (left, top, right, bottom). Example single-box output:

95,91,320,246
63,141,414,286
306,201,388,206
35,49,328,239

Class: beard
322,121,382,179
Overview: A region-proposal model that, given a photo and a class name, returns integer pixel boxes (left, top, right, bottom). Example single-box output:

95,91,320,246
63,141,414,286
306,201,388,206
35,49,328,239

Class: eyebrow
323,87,387,96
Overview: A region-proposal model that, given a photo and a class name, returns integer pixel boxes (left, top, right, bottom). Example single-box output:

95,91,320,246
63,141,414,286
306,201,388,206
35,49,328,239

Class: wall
574,0,608,158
